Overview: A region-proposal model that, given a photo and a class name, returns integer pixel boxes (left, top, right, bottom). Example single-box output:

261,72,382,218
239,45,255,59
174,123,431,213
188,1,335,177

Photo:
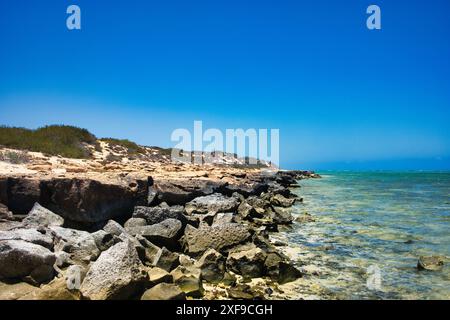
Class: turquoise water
287,172,450,300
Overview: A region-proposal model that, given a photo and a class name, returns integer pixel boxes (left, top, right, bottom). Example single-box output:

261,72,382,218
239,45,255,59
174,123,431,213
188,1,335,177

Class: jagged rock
417,256,444,271
50,226,100,265
223,182,269,197
182,223,251,255
124,217,147,234
22,203,64,227
226,244,267,279
264,251,300,284
134,235,161,266
212,212,234,226
170,265,204,297
0,240,56,284
141,283,186,300
271,194,296,208
148,267,173,285
195,249,226,283
103,220,126,237
132,205,187,225
237,201,257,219
138,218,183,250
151,179,227,205
80,240,148,300
55,251,72,268
91,230,117,252
0,228,54,250
154,247,180,272
185,193,239,215
271,206,294,225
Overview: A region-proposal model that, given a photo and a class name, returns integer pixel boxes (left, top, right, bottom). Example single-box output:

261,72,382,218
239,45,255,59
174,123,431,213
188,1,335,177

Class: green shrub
0,150,31,164
0,125,97,158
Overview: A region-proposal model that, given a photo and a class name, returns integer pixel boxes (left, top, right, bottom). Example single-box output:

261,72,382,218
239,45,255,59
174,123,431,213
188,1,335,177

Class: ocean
283,172,450,299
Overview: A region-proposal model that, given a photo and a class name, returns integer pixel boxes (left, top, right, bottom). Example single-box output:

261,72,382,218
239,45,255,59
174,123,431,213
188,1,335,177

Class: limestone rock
141,283,186,300
0,240,55,284
195,248,226,283
185,193,239,215
0,228,54,250
22,203,64,227
170,265,204,298
80,240,148,300
148,267,173,285
182,223,251,255
226,244,267,279
139,219,183,250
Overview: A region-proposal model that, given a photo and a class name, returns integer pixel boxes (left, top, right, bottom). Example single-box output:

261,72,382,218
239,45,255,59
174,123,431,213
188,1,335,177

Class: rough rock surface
51,226,100,264
22,203,64,227
417,256,445,271
132,205,186,225
139,219,183,250
195,248,226,283
80,240,148,300
0,240,55,284
185,193,239,215
226,244,267,279
182,223,251,255
0,228,54,250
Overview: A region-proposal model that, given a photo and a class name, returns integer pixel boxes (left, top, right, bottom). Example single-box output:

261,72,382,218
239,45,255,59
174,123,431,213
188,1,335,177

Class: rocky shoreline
0,165,321,300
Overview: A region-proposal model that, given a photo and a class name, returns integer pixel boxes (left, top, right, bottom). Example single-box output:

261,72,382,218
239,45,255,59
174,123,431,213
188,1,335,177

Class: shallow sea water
283,172,450,300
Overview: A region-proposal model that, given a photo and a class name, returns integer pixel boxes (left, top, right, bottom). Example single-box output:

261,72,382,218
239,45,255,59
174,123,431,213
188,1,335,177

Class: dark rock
0,240,55,284
141,283,186,300
185,193,239,215
0,203,13,221
103,220,127,237
139,218,183,250
270,194,296,208
91,230,117,252
154,247,180,272
271,206,294,225
132,205,187,225
151,179,227,205
195,249,226,283
226,244,267,279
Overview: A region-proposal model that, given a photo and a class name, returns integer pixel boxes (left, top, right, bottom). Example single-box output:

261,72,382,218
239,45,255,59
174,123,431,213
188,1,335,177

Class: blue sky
0,0,449,170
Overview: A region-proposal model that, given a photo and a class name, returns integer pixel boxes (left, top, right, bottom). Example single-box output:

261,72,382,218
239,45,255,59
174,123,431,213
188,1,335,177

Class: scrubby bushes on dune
99,138,143,154
0,125,97,158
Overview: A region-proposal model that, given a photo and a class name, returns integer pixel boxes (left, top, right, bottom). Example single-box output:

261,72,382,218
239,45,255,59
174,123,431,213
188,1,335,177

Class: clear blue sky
1,0,449,170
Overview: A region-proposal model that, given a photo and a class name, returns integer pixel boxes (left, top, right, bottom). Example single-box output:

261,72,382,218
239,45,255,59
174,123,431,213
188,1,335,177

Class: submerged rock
417,256,444,271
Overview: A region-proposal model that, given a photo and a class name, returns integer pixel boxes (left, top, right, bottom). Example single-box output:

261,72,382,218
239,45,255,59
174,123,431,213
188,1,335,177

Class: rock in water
417,256,444,271
80,240,148,300
182,223,251,255
22,203,64,227
0,240,56,284
185,193,239,214
141,283,186,300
